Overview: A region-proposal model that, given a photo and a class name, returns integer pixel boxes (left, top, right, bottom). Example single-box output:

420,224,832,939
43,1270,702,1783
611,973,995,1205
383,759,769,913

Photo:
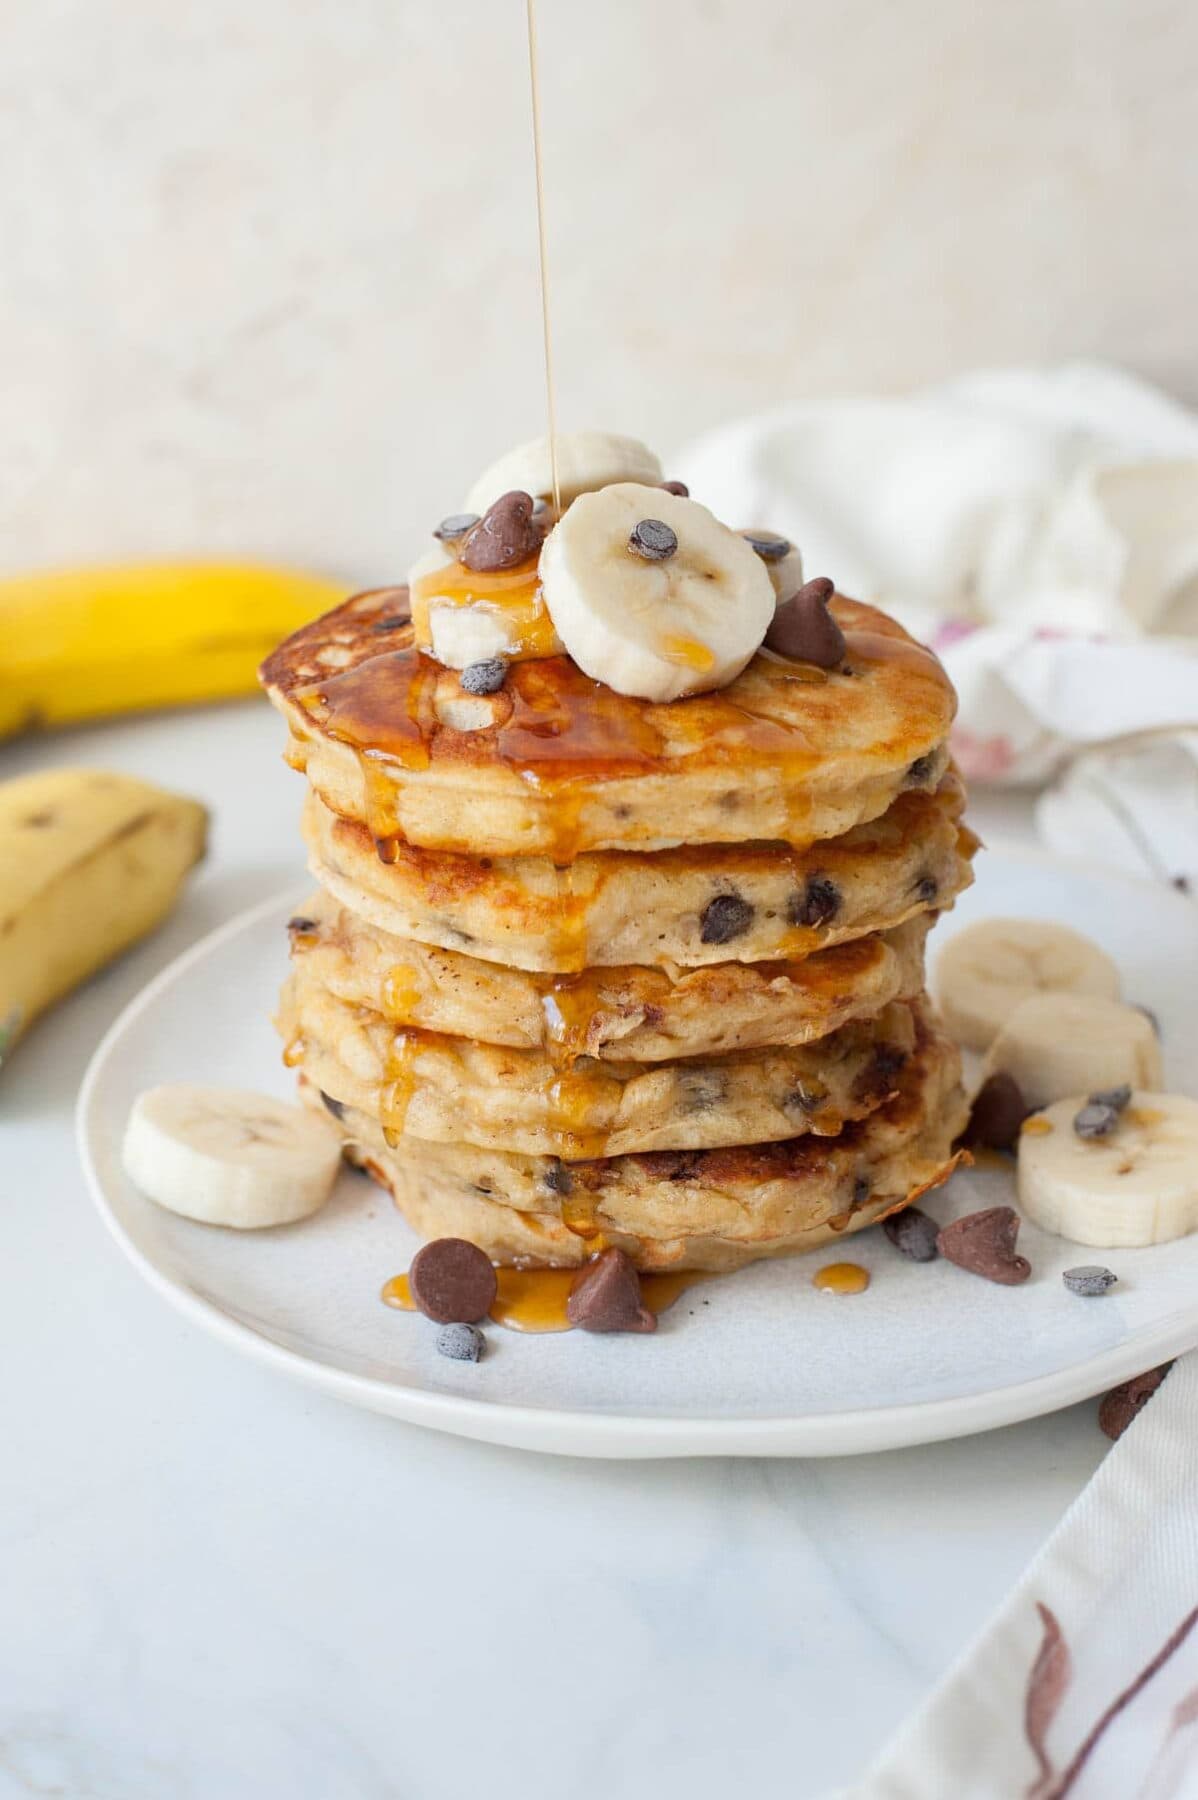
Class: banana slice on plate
935,917,1121,1051
122,1085,343,1228
465,431,663,515
539,482,775,701
1018,1091,1198,1246
983,992,1162,1110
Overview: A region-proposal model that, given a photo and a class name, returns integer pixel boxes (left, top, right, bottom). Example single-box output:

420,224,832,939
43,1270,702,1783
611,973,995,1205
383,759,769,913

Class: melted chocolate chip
459,658,507,696
700,893,754,944
680,1071,726,1114
1098,1363,1172,1440
660,480,689,497
765,578,845,668
853,1175,871,1207
628,518,678,561
914,874,939,904
789,876,840,929
742,530,792,561
543,1159,573,1196
964,1073,1028,1152
434,511,481,543
883,1206,940,1262
937,1206,1031,1285
460,491,543,572
907,753,937,785
854,1044,907,1101
408,1238,498,1324
566,1247,656,1334
319,1090,346,1121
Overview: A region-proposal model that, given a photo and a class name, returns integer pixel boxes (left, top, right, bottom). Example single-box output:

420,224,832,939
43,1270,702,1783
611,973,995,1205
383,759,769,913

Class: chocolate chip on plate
460,491,544,572
1073,1100,1120,1141
566,1247,657,1334
433,511,481,543
408,1238,498,1324
964,1072,1029,1152
764,578,845,668
660,479,689,496
883,1205,940,1262
435,1322,486,1362
742,530,792,561
1089,1083,1132,1113
628,518,678,561
1063,1265,1118,1298
789,876,841,929
700,892,754,944
1098,1362,1173,1440
937,1206,1031,1285
459,658,507,696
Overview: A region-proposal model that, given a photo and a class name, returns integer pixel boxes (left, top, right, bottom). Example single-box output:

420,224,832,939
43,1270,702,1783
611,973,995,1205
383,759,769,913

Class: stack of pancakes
262,587,974,1272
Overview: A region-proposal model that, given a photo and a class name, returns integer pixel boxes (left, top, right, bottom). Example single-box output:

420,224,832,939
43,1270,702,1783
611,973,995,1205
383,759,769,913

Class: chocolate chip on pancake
460,491,544,572
700,892,754,944
408,1237,498,1322
789,876,841,930
937,1206,1031,1284
567,1247,657,1333
765,578,845,667
460,658,507,696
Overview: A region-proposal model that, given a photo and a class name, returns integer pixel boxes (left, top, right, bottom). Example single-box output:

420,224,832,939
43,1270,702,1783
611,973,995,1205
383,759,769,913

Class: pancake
303,776,975,974
303,1012,967,1270
278,968,921,1159
261,587,957,858
288,891,932,1063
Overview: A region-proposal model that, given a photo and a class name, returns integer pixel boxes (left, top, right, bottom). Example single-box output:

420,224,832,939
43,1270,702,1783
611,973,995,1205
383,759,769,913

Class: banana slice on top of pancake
539,482,775,701
465,430,663,515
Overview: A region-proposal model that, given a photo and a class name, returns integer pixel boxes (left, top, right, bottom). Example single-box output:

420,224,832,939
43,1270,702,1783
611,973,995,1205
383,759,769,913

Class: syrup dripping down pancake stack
261,435,974,1272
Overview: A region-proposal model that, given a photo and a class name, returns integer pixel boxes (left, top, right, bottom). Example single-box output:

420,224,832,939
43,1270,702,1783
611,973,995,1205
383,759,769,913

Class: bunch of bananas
0,561,346,738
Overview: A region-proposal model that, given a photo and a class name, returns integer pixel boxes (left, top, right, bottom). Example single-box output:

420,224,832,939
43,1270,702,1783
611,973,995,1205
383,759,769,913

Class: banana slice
983,993,1163,1110
465,432,662,516
539,483,775,701
406,545,565,671
122,1085,343,1228
935,917,1121,1051
1018,1091,1198,1246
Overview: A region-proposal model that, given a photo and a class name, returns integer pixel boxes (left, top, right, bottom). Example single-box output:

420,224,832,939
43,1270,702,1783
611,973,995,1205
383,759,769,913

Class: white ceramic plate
78,852,1198,1459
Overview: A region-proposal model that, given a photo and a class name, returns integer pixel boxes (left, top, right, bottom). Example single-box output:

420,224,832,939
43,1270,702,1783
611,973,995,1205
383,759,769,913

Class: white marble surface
0,702,1111,1799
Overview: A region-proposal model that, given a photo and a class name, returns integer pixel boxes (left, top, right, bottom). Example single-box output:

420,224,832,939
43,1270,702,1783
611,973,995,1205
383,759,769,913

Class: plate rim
76,864,1198,1460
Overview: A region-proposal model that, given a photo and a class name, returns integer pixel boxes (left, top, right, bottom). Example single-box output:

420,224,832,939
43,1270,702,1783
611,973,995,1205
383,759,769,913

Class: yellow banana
0,562,346,738
0,768,207,1063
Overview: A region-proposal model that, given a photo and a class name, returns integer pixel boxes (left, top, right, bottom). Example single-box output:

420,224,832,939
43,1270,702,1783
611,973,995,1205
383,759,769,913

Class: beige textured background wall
2,0,1194,584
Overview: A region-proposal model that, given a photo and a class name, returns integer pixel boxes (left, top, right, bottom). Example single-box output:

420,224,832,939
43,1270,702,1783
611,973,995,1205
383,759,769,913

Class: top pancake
261,587,956,858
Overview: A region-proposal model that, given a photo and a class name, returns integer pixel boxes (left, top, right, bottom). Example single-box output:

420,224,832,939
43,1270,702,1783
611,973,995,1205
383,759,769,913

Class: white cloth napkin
677,364,1198,879
834,1354,1198,1799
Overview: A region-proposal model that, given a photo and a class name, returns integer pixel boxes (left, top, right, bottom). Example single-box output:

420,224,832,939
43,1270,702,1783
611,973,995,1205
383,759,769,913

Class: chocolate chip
883,1206,940,1262
1089,1083,1131,1112
460,490,543,572
408,1238,498,1324
660,479,689,496
964,1073,1028,1152
435,1322,485,1362
700,892,754,944
680,1071,725,1114
1074,1101,1120,1141
765,578,845,668
937,1206,1031,1285
1098,1363,1172,1440
784,1084,819,1115
789,876,841,929
286,916,317,934
742,530,792,561
434,511,481,543
1063,1265,1118,1297
914,874,938,904
628,518,678,561
319,1090,346,1121
543,1158,573,1196
907,753,937,785
852,1175,871,1207
459,658,507,696
566,1247,656,1334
